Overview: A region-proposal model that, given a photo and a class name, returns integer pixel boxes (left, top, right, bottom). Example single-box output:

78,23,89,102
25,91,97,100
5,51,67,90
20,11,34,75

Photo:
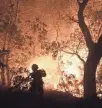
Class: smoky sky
0,0,101,40
0,0,76,24
0,0,6,13
17,0,75,41
19,0,71,19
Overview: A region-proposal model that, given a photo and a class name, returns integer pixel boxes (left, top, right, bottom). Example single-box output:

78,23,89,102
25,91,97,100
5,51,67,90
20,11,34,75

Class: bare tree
77,0,102,98
0,0,20,86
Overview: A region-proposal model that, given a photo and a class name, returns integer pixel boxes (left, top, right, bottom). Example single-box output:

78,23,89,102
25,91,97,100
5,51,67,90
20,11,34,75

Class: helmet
32,64,38,70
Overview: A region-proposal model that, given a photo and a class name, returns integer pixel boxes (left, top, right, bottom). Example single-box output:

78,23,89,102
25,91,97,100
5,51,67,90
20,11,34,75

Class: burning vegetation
0,0,102,99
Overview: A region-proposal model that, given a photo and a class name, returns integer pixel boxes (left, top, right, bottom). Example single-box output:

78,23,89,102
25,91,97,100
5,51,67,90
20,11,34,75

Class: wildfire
27,53,83,95
27,55,60,90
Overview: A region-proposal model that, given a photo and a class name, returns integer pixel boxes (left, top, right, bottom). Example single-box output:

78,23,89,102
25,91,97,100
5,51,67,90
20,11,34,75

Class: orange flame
27,53,83,92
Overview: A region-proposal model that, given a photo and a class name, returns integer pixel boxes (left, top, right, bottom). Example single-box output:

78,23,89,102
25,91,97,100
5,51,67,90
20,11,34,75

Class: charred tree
77,0,102,98
0,49,9,85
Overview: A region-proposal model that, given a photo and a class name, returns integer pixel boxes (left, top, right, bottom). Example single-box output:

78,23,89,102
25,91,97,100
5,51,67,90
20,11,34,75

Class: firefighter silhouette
29,64,46,97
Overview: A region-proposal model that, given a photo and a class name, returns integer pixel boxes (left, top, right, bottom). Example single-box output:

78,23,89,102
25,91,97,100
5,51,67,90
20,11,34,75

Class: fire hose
9,75,31,91
9,69,46,91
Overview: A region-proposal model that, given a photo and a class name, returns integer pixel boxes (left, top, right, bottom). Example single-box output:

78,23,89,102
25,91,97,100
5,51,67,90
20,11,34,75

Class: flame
27,55,60,90
27,53,83,96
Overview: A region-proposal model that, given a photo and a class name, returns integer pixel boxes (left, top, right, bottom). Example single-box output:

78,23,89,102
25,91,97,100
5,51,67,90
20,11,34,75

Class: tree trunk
77,0,102,98
0,53,6,85
84,44,101,98
1,67,5,85
6,67,10,86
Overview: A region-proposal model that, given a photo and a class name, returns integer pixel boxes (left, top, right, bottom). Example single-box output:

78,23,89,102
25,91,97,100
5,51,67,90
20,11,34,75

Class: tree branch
97,24,102,39
77,0,94,50
76,36,83,52
60,49,85,65
65,15,78,23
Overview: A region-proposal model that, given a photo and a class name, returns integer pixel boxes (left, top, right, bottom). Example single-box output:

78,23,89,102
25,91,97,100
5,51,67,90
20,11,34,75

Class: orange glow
27,52,83,93
27,55,60,90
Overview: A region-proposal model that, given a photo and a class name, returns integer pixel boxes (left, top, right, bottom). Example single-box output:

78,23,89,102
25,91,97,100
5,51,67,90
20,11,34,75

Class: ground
0,90,102,108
